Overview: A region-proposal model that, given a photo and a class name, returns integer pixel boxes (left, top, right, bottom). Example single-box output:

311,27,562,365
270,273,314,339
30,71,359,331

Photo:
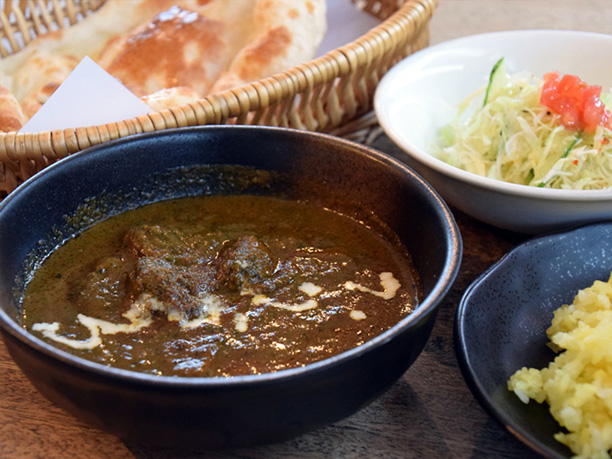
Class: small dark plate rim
454,220,612,459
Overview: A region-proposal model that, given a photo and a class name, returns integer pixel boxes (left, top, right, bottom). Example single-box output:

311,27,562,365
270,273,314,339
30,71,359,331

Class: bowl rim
0,125,463,387
374,29,612,202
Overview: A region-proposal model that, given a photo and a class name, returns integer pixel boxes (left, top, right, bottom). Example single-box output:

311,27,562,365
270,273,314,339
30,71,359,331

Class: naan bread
97,6,233,97
140,86,203,111
210,0,327,94
16,54,81,119
0,0,327,132
0,85,26,132
0,0,180,100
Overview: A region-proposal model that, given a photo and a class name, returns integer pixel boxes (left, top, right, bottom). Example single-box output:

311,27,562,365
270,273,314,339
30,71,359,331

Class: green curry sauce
22,195,420,377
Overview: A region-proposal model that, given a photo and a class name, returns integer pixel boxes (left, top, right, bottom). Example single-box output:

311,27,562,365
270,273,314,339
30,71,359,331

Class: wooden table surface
1,1,610,457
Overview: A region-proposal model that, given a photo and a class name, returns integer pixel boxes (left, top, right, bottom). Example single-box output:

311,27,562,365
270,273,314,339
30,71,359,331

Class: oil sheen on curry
22,195,420,377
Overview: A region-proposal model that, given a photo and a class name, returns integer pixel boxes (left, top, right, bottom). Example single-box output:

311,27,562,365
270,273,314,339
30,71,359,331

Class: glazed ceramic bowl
374,30,612,234
455,221,612,458
0,126,462,450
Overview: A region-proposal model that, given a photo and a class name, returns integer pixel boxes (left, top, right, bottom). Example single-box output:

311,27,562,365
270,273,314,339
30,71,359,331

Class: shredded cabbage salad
435,58,612,190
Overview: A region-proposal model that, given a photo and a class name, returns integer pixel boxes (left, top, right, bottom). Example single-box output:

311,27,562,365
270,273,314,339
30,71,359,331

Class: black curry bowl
0,126,461,449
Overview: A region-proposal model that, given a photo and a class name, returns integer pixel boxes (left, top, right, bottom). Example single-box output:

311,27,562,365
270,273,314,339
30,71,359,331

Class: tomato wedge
540,71,612,134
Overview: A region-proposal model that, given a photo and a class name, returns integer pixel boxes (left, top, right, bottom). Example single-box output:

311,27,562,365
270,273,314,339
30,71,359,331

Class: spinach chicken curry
22,195,420,377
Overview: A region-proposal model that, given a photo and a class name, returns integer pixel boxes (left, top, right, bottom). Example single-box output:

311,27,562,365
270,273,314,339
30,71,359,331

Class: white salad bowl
374,30,612,234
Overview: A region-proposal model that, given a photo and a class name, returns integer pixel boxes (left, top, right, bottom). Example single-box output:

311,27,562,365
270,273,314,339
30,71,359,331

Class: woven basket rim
0,0,437,139
0,0,436,194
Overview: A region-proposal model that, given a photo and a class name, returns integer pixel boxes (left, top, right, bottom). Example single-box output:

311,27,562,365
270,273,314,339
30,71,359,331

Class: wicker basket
0,0,437,194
